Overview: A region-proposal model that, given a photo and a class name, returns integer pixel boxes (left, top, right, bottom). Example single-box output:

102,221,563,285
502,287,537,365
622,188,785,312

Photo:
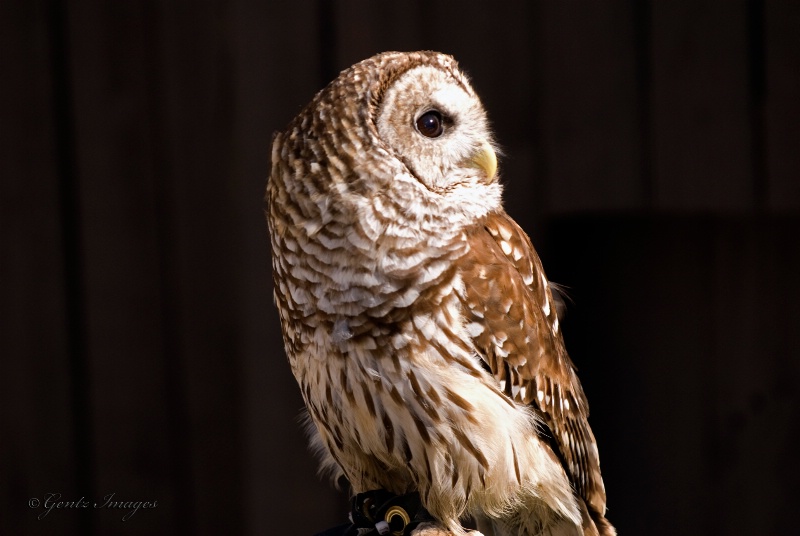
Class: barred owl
266,51,614,536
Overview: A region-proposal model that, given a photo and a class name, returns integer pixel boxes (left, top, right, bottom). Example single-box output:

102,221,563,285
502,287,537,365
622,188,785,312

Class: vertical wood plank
334,0,424,70
537,1,644,213
651,0,753,210
145,2,246,534
763,219,800,526
0,1,78,534
65,1,178,533
710,218,800,534
765,0,800,210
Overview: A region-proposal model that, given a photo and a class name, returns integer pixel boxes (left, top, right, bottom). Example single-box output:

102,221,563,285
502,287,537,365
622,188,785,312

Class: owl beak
470,140,498,184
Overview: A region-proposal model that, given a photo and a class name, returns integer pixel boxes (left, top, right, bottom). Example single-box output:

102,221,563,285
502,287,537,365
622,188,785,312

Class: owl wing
459,211,607,518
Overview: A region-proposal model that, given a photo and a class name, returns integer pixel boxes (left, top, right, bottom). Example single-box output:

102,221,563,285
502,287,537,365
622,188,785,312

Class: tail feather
581,499,616,536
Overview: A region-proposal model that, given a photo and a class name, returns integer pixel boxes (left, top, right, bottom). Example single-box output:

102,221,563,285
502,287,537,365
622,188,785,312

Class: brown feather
458,211,612,531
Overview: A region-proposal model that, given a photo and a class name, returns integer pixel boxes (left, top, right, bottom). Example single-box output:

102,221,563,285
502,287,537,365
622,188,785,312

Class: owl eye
415,110,445,138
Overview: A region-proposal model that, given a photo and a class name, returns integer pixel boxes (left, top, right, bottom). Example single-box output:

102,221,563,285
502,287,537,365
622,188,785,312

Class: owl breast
269,179,579,529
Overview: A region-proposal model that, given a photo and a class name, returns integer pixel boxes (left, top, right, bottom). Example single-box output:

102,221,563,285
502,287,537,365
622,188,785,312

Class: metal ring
361,497,374,520
385,505,411,536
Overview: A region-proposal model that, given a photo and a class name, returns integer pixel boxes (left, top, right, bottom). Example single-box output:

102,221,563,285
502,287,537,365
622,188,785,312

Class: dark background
2,1,799,535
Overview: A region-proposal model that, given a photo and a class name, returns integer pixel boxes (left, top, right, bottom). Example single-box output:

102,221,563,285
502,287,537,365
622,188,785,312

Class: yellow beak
471,140,497,183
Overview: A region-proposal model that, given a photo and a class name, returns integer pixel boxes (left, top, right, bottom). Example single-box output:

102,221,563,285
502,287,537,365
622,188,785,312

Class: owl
267,51,614,536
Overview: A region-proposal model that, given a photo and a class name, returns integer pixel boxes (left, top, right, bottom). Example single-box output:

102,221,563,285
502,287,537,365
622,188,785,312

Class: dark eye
415,110,445,138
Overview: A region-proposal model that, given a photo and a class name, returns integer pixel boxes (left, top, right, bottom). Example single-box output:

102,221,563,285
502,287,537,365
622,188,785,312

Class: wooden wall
2,1,798,535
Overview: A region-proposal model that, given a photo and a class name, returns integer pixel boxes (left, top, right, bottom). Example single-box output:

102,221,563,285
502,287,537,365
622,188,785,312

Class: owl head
370,51,498,193
272,52,502,235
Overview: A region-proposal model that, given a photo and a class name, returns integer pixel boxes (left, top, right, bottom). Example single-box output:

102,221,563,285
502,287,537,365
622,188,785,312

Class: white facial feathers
375,64,501,217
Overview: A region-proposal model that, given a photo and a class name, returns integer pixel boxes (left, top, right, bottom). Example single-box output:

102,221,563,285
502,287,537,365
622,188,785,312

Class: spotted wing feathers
459,211,610,530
